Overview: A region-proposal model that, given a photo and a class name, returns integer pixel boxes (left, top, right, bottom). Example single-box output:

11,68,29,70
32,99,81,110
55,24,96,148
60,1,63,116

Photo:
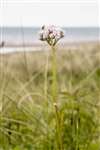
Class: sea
0,27,100,53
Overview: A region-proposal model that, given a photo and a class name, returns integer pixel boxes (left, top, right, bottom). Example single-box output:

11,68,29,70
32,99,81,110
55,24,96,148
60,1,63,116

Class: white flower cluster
39,25,64,46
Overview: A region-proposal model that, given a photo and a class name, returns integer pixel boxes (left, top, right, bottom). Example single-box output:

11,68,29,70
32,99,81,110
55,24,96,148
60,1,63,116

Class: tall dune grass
0,43,100,150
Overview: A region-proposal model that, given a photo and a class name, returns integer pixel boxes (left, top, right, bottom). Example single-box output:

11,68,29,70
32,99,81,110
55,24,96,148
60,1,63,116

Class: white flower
39,25,64,46
43,30,49,40
49,33,55,39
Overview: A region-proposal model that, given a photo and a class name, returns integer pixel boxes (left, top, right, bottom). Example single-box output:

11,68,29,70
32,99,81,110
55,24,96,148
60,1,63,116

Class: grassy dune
0,42,100,150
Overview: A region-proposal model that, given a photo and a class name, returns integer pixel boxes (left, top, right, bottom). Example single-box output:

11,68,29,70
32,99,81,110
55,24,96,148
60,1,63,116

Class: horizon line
0,26,99,28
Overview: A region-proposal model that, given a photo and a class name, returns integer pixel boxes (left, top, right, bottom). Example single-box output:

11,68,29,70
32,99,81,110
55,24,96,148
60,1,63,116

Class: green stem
51,46,57,102
51,46,63,150
54,104,63,150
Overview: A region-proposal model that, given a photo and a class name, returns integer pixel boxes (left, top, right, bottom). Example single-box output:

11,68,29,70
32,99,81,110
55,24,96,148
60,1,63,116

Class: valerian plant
39,25,64,150
39,25,100,150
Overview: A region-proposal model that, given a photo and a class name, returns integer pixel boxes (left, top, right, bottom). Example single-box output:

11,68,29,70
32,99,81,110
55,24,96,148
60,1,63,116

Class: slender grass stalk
75,107,80,150
20,24,29,80
44,50,49,100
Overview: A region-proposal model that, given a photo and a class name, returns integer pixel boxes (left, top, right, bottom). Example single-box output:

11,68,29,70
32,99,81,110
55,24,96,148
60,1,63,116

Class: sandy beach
0,40,99,54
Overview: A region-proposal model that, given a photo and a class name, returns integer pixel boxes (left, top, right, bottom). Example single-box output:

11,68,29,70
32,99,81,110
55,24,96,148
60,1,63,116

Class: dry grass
0,42,100,150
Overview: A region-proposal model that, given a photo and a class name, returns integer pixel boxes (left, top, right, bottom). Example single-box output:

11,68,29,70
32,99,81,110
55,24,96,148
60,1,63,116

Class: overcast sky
0,0,99,27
